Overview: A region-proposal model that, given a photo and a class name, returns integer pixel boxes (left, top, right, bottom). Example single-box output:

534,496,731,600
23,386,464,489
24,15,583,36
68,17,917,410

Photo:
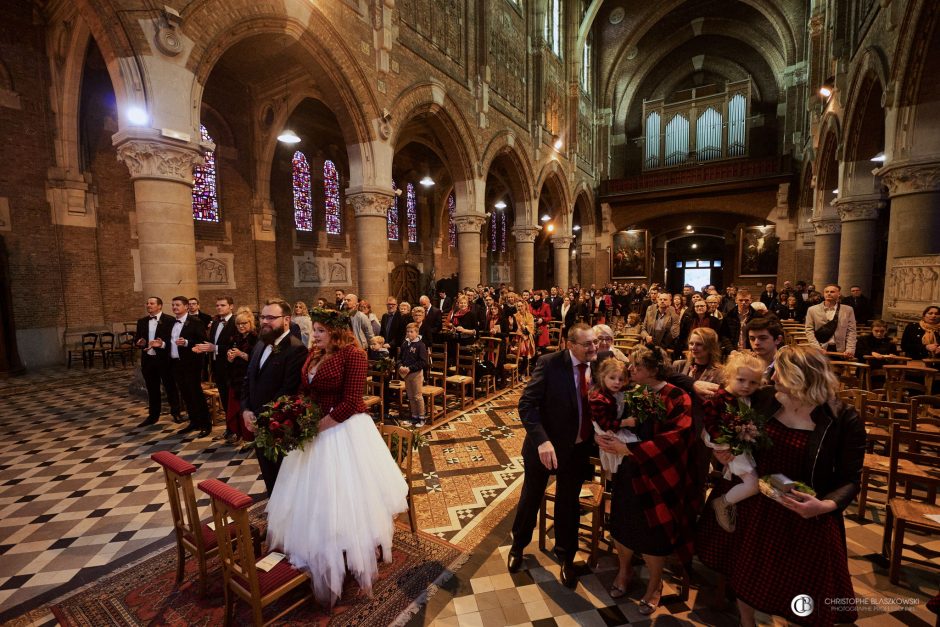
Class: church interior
1,0,939,625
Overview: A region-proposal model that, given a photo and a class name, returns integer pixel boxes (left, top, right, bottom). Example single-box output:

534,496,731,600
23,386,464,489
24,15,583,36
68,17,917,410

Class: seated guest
623,312,643,334
856,319,897,363
900,304,940,360
775,295,804,322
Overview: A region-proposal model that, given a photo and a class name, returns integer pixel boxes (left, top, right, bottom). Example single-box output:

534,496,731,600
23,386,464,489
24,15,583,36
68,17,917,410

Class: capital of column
811,218,842,236
552,235,574,249
454,214,487,233
875,160,940,197
512,225,541,243
347,191,394,218
113,129,204,184
835,198,884,222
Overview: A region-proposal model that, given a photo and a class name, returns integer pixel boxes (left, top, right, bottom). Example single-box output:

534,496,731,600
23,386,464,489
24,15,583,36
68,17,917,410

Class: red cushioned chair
198,478,312,626
152,450,235,596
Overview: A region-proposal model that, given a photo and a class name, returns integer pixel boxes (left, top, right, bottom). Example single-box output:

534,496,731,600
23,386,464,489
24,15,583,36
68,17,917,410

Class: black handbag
814,305,840,345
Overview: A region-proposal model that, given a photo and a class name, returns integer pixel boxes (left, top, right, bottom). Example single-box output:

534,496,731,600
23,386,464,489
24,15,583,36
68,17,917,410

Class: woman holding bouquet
726,345,865,626
595,346,696,615
265,308,409,607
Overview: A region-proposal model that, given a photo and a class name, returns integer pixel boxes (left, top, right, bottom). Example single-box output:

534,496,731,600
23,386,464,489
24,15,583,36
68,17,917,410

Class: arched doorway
390,264,421,304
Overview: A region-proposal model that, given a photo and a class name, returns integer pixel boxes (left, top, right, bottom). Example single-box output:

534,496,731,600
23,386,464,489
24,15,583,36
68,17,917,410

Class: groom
242,299,308,496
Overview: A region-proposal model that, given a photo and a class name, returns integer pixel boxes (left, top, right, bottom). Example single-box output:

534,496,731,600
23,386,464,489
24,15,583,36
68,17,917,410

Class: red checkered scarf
628,383,698,563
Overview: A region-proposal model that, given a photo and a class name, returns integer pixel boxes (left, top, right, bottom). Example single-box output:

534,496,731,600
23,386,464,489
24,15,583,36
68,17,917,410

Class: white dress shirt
213,313,232,355
170,313,188,359
146,315,158,356
259,330,291,369
570,353,592,443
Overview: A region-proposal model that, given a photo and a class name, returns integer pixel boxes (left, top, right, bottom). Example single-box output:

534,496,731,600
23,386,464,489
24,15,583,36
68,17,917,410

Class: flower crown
309,307,351,329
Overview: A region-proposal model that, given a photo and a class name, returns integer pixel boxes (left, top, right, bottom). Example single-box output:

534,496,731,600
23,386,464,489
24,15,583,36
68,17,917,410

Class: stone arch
814,115,841,219
571,180,596,235
388,80,480,189
534,160,572,218
841,47,889,163
481,132,536,225
890,0,940,109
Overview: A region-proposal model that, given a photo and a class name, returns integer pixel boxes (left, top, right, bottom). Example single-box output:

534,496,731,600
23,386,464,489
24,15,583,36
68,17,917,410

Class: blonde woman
293,301,313,347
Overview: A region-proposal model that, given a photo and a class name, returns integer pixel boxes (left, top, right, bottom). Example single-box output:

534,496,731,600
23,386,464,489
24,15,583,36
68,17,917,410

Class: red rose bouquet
623,385,666,424
253,394,322,462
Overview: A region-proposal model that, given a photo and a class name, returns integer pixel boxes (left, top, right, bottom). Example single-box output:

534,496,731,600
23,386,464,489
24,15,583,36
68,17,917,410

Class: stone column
347,191,394,306
114,130,204,303
811,218,841,288
552,236,574,289
836,197,883,295
455,215,487,287
512,225,540,290
876,161,940,313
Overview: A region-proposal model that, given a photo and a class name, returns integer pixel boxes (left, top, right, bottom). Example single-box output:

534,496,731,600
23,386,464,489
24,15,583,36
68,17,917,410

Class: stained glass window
406,183,417,243
324,160,341,234
388,181,399,240
490,210,507,253
448,192,456,248
192,124,219,222
291,151,313,231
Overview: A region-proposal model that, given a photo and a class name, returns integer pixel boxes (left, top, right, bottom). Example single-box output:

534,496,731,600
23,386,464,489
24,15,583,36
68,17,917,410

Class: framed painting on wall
611,230,649,279
738,225,779,276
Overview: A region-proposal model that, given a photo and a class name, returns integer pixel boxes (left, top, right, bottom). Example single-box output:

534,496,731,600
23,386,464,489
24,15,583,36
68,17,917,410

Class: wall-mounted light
870,151,886,163
691,243,698,249
573,224,581,231
553,137,563,151
546,223,555,233
540,214,550,222
832,188,839,195
494,200,507,209
126,106,149,126
420,176,435,187
277,129,301,144
819,77,835,99
685,224,693,231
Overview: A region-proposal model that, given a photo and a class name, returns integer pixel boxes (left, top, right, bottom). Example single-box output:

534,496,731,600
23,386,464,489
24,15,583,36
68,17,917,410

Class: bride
265,308,409,606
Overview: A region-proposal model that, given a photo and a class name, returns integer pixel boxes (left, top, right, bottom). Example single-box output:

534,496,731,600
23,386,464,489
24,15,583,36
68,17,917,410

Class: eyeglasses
259,315,284,322
598,336,614,342
574,339,600,347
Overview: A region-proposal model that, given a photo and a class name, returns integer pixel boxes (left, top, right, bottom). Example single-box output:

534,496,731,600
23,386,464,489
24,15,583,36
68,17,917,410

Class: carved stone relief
511,225,540,243
293,252,352,287
196,247,235,289
885,255,940,322
115,140,203,184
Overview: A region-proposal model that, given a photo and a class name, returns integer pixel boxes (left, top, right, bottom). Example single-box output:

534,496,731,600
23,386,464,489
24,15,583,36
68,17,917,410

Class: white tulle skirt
265,412,409,606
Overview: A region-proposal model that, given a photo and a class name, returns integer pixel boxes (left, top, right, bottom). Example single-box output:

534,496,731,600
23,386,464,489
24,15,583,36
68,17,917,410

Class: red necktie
577,363,591,441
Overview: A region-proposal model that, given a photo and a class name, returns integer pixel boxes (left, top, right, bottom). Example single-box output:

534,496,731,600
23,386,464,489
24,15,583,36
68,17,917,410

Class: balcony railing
601,156,791,196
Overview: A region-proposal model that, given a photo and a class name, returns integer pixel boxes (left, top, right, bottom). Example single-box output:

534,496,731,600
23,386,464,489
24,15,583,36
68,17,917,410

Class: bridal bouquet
710,401,772,456
253,394,322,462
623,385,666,425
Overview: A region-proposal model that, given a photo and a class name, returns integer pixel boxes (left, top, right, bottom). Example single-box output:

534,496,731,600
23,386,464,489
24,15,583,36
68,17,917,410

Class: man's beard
260,325,280,345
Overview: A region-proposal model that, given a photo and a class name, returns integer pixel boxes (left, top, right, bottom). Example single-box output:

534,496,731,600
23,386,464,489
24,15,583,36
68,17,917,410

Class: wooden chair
151,451,228,596
428,343,448,389
109,330,136,368
829,360,871,390
860,397,912,452
477,336,502,397
67,332,98,368
884,364,937,402
86,332,114,368
502,334,522,387
545,326,562,353
539,457,606,568
911,395,940,438
837,388,879,413
382,424,417,532
882,424,940,584
198,479,312,626
446,346,476,409
363,367,387,424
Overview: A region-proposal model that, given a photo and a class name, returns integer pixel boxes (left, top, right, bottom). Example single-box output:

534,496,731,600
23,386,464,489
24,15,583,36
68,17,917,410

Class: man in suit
242,299,308,496
719,288,757,355
508,323,598,588
188,297,213,381
133,296,181,427
435,288,453,315
336,289,347,310
419,295,443,337
842,285,872,325
343,293,375,348
641,292,681,350
806,284,857,358
380,296,405,356
547,286,563,320
161,296,211,436
196,296,237,439
760,283,778,307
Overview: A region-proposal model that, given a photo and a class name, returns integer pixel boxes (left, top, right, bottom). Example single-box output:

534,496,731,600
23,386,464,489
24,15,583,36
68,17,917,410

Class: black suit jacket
380,312,405,346
436,296,453,314
135,313,175,359
759,291,778,307
425,306,443,335
173,316,208,366
548,296,563,319
240,334,308,414
519,350,587,469
209,315,237,371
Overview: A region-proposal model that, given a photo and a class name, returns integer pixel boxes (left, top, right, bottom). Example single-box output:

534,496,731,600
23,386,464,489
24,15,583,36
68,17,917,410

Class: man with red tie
508,322,598,588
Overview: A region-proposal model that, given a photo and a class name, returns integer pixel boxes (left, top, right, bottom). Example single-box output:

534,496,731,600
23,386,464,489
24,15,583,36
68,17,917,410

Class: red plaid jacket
627,382,697,563
701,388,737,442
300,344,367,422
589,389,620,432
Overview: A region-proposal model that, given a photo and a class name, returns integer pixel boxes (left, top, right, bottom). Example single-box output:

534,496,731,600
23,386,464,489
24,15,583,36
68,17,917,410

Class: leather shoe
172,414,185,424
507,550,523,573
197,428,211,438
178,424,198,434
137,417,158,428
560,561,579,589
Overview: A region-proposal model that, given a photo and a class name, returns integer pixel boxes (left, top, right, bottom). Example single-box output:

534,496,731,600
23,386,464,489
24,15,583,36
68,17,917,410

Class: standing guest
188,297,214,380
380,297,404,357
673,327,724,384
548,286,563,320
705,294,724,320
435,287,453,314
241,299,308,495
316,297,327,308
359,299,381,336
592,290,608,324
509,293,536,376
842,285,872,325
596,346,696,614
720,286,738,316
576,293,593,323
900,304,940,359
508,324,598,588
593,324,628,363
677,300,721,358
335,289,347,309
397,322,429,426
133,296,181,427
746,317,785,382
419,295,443,337
805,284,857,358
641,292,681,350
411,306,434,342
292,301,313,347
343,293,375,350
445,293,478,354
722,345,865,626
559,295,576,345
672,294,687,319
759,283,778,307
529,291,553,351
719,288,756,355
167,296,210,437
223,309,258,445
197,297,237,435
